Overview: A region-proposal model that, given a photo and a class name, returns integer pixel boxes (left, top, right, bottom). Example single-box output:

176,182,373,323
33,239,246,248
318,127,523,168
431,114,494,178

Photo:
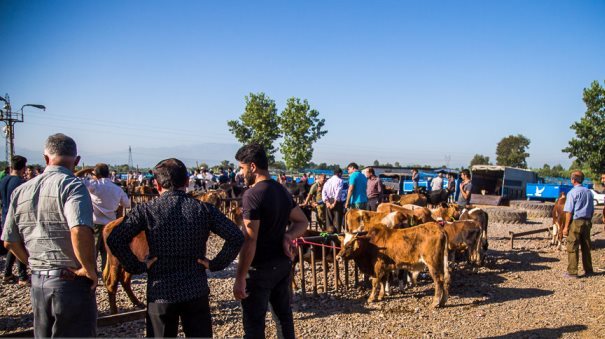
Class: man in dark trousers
2,134,97,337
107,158,244,337
233,143,308,339
562,170,594,278
1,155,28,284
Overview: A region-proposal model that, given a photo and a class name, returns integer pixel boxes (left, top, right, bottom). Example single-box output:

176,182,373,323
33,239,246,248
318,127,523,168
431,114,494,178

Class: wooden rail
0,310,147,338
295,232,366,298
509,227,551,249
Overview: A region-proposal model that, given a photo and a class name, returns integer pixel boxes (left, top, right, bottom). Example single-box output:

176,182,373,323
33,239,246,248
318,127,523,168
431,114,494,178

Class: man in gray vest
1,133,97,337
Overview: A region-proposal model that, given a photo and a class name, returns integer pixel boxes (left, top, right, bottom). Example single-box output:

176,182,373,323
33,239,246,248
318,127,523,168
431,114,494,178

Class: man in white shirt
321,168,345,233
431,172,444,192
77,163,131,271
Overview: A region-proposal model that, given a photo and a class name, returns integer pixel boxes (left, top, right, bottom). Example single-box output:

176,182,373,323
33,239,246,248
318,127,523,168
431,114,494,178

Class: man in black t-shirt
234,144,308,339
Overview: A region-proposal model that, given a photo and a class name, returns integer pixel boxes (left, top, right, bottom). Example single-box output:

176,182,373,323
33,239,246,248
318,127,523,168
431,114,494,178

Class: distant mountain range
13,142,242,169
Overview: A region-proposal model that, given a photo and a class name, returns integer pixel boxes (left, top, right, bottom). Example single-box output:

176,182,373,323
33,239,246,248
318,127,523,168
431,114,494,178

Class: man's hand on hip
71,267,98,290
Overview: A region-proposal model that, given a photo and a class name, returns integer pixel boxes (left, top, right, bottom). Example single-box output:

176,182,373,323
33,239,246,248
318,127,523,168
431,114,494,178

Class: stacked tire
592,210,604,224
483,207,527,224
509,200,555,219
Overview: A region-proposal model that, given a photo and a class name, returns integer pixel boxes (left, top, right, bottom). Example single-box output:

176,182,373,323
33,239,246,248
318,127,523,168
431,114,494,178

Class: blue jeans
241,259,294,339
31,273,97,338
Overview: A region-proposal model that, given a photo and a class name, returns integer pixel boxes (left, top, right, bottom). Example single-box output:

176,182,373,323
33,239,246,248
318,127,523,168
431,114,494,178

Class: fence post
321,245,328,294
310,245,317,296
344,259,349,290
332,241,339,290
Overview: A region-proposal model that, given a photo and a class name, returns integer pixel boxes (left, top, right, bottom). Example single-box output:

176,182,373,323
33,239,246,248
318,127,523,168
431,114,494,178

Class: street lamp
0,94,46,163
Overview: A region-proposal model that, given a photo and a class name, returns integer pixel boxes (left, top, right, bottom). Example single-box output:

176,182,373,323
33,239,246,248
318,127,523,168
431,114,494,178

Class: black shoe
3,275,17,284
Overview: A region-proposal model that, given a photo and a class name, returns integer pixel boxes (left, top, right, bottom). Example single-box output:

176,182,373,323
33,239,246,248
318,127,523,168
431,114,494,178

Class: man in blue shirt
562,170,594,278
1,155,28,284
345,162,368,210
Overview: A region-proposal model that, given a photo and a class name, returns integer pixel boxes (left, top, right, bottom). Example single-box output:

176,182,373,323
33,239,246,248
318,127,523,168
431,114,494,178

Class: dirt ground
1,217,604,338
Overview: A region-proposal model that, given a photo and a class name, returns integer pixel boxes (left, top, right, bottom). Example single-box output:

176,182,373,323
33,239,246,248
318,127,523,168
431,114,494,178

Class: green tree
373,160,380,166
271,161,287,171
496,134,531,168
219,160,234,169
563,80,605,174
227,92,281,163
470,154,491,167
279,97,327,170
394,161,401,167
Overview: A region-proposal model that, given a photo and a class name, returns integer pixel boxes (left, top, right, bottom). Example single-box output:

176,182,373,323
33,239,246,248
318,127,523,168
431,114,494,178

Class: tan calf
377,203,434,225
344,209,408,232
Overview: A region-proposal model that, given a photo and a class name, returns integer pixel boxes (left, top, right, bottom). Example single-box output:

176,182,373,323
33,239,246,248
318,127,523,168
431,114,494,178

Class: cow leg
103,260,121,315
398,270,406,290
408,271,419,288
551,224,558,245
384,273,391,296
427,265,446,308
474,237,484,266
121,271,145,309
377,275,387,301
368,277,378,303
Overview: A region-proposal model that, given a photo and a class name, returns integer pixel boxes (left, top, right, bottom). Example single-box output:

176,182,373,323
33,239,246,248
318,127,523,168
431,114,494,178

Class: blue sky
1,0,604,168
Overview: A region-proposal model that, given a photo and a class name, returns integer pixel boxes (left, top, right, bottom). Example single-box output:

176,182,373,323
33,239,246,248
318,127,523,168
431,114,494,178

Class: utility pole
0,94,45,163
128,146,134,171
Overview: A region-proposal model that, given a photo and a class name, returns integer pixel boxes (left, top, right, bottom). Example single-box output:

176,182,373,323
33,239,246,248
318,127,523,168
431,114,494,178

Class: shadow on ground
480,324,588,339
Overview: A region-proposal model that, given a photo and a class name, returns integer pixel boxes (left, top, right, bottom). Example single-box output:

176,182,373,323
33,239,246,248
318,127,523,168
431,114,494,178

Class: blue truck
526,183,573,201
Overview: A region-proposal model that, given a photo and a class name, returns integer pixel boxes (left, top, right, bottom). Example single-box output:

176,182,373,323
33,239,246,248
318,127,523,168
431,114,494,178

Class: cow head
436,202,462,221
338,232,368,259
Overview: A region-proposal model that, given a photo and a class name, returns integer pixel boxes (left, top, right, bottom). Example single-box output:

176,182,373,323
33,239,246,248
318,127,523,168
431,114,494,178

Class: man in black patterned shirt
107,158,244,338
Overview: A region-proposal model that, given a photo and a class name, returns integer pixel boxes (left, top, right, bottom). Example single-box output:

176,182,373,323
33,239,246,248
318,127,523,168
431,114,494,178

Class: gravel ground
1,217,604,338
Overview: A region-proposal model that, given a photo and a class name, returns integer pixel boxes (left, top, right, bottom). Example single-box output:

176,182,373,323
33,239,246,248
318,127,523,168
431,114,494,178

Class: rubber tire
592,210,604,225
484,207,527,224
509,201,554,218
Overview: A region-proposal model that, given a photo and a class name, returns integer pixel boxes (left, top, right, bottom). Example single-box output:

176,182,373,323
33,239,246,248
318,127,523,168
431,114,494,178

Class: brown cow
376,203,434,225
459,207,489,251
440,220,483,265
398,193,428,206
102,217,147,314
339,222,450,307
344,209,408,232
552,192,567,249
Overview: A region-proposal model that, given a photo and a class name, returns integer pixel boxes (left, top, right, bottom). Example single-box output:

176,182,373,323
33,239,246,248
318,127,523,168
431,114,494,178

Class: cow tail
482,213,489,251
442,232,450,288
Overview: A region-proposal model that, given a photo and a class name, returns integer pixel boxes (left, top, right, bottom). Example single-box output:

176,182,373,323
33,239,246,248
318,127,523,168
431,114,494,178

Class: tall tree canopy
496,134,530,168
563,80,605,174
279,97,327,170
470,154,491,167
227,92,281,163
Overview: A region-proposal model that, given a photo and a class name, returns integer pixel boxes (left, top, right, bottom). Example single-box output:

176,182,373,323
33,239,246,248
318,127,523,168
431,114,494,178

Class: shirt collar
43,165,74,176
160,190,187,197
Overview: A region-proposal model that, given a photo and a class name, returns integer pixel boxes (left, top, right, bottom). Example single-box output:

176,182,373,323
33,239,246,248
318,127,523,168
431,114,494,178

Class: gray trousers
31,274,97,338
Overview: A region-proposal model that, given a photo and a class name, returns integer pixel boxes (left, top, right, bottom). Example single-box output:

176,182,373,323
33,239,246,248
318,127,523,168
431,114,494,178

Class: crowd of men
0,133,603,338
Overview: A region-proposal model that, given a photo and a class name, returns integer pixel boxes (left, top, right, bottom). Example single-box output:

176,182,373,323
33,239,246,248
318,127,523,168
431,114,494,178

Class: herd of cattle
102,184,568,313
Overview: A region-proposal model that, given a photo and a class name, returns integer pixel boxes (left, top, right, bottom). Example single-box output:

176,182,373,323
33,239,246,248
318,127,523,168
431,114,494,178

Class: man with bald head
1,133,97,337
